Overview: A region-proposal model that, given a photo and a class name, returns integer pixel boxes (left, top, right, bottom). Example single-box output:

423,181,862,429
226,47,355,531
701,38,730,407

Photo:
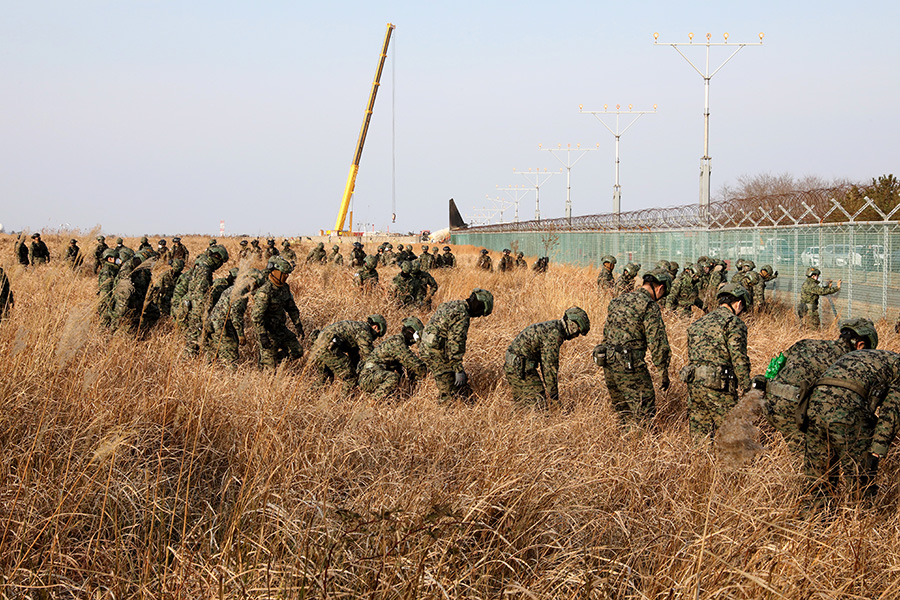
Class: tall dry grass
2,233,900,599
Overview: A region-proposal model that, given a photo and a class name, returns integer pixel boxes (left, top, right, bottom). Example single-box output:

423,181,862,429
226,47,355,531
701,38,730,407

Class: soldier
533,257,549,273
398,243,415,263
476,249,493,271
0,267,14,322
420,288,493,403
238,240,251,259
707,259,726,292
170,259,195,324
29,233,50,265
382,243,397,266
97,249,121,327
411,259,438,309
171,237,189,262
667,263,705,318
199,267,240,350
515,252,527,270
755,264,778,309
306,242,327,263
356,255,380,290
597,255,617,290
250,239,263,259
64,239,82,267
112,237,129,259
156,239,169,262
798,267,841,329
110,251,157,335
252,257,305,369
14,233,30,266
207,269,266,366
264,238,280,259
419,245,435,270
183,245,229,356
505,307,590,409
667,261,680,281
92,236,108,273
138,236,152,252
145,258,185,318
441,246,456,268
683,283,752,439
802,347,900,502
308,314,386,393
359,316,428,399
349,242,366,268
614,263,640,296
281,240,297,263
595,269,672,423
498,249,514,272
392,261,418,307
329,244,344,265
761,318,877,455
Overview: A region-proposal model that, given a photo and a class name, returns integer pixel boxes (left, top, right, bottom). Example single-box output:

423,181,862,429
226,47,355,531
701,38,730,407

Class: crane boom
333,23,395,234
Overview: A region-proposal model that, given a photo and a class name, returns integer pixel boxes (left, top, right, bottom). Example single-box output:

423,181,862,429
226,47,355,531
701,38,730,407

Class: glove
866,452,880,474
751,375,768,391
239,335,246,346
258,332,272,349
660,370,670,391
454,370,468,389
773,271,778,277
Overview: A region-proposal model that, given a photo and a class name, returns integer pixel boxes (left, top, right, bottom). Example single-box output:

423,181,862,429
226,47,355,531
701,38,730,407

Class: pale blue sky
1,1,897,235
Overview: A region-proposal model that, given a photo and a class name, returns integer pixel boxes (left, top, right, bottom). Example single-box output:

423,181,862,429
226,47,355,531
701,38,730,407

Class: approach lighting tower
496,185,530,223
654,31,764,219
514,168,561,221
540,143,599,223
580,104,656,216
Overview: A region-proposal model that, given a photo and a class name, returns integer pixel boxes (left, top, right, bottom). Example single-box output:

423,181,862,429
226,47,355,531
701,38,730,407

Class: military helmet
240,239,248,246
480,248,488,255
443,246,451,252
332,244,340,251
228,267,240,279
563,306,591,336
171,258,185,271
116,237,124,245
410,259,422,272
140,236,148,244
209,238,217,246
117,247,134,261
517,252,524,258
735,259,746,270
397,244,404,250
682,263,697,275
807,267,821,278
209,245,229,263
387,243,393,250
644,268,673,294
743,259,756,271
267,238,275,246
97,235,105,242
158,239,167,246
422,245,429,251
316,242,324,249
101,248,118,261
268,256,293,274
655,259,670,271
367,314,388,338
400,261,412,274
69,238,77,244
601,254,617,266
760,264,773,275
838,317,879,349
503,248,511,254
401,316,424,337
364,255,378,269
282,239,290,247
717,282,751,306
135,249,155,261
31,233,41,239
668,261,679,272
471,288,494,316
172,236,181,243
697,255,710,263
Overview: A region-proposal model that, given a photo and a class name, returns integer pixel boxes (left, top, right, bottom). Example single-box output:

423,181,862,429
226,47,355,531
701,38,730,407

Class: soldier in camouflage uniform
498,249,514,272
667,261,680,281
170,260,195,325
356,255,380,290
382,243,397,266
156,239,169,262
183,245,229,356
595,269,672,423
329,244,344,265
533,256,549,273
14,233,30,266
802,346,900,502
110,251,157,335
411,259,438,309
199,267,240,350
306,242,327,263
29,233,50,265
441,246,456,268
419,245,435,270
145,258,185,318
798,267,841,329
97,249,121,327
207,269,266,366
359,316,428,399
596,255,617,291
420,289,493,403
515,252,527,270
755,264,777,309
505,307,590,409
92,236,108,273
308,314,386,393
137,236,152,252
171,237,188,262
392,261,418,307
0,267,12,322
64,239,83,268
666,263,704,318
614,263,640,296
349,242,367,268
762,318,876,455
281,240,297,263
252,257,305,369
249,239,263,259
476,249,493,271
264,238,279,259
683,283,751,439
238,240,251,259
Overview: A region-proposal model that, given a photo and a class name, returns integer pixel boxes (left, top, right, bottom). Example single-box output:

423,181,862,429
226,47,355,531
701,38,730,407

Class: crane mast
333,23,395,234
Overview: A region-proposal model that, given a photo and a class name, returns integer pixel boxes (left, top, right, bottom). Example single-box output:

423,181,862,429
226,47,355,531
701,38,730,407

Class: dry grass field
3,232,900,599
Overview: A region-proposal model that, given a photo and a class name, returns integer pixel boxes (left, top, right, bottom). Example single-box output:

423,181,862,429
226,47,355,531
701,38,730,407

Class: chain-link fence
451,194,900,322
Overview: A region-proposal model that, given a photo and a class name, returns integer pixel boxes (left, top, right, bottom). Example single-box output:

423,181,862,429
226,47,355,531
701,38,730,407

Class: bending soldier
614,263,640,296
359,316,428,399
308,314,386,394
597,255,616,290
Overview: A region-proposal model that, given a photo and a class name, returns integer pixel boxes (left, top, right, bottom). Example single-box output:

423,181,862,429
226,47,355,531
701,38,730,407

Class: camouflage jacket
515,257,527,269
770,339,849,391
145,264,182,316
281,248,297,263
203,275,234,319
602,288,670,371
507,320,568,398
498,255,514,272
29,241,50,263
171,267,194,314
799,276,839,306
306,248,327,263
667,274,702,311
251,279,303,334
209,281,252,338
419,252,434,270
330,250,344,265
808,349,900,456
476,255,493,271
441,252,456,268
349,248,366,268
597,267,615,289
708,270,725,292
422,300,471,372
614,273,636,296
97,262,120,298
186,257,218,311
382,250,396,265
64,245,80,263
309,320,376,364
357,267,379,288
171,244,189,262
413,271,438,303
392,273,418,305
15,239,29,265
264,247,280,259
361,334,427,380
687,306,751,392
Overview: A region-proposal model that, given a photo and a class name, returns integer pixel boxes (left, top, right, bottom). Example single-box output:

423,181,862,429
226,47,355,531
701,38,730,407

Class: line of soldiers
306,241,457,271
476,248,549,273
238,238,298,263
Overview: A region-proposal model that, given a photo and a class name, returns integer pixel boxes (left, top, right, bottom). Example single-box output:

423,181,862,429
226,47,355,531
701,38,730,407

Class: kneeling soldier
308,314,387,394
359,317,428,399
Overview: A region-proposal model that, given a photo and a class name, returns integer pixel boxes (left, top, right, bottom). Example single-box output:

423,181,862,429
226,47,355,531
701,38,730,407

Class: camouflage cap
367,314,388,338
240,240,248,246
117,247,134,261
209,245,229,263
838,317,878,349
601,254,617,265
471,288,494,316
116,237,124,245
400,261,412,274
655,259,670,271
268,256,293,274
760,264,773,274
717,282,751,306
563,306,590,336
644,268,673,294
364,255,378,269
209,238,217,246
443,246,450,252
158,239,167,246
401,316,424,337
806,267,820,278
172,237,181,243
101,248,118,260
97,235,105,242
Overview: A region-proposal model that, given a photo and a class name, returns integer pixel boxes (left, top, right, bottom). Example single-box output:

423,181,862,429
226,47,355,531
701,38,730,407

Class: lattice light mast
540,143,599,223
580,104,656,216
654,31,764,216
514,168,561,221
496,184,530,223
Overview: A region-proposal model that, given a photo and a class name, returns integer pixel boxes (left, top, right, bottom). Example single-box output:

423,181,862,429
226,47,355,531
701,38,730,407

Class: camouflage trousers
804,390,876,498
603,363,656,423
358,365,402,399
797,302,821,329
420,346,473,403
764,391,805,455
258,323,302,369
183,308,204,356
687,383,738,439
207,321,240,366
504,353,549,409
312,351,359,394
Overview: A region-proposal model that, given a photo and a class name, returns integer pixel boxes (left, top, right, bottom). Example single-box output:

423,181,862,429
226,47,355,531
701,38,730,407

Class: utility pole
496,185,530,223
654,31,764,220
580,104,656,216
514,168,561,221
540,143,599,223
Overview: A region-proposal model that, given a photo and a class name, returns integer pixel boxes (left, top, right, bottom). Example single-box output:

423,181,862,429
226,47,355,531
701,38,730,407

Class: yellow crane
332,23,395,235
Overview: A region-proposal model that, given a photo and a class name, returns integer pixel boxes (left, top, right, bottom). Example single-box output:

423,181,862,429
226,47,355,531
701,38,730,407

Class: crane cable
391,31,396,224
